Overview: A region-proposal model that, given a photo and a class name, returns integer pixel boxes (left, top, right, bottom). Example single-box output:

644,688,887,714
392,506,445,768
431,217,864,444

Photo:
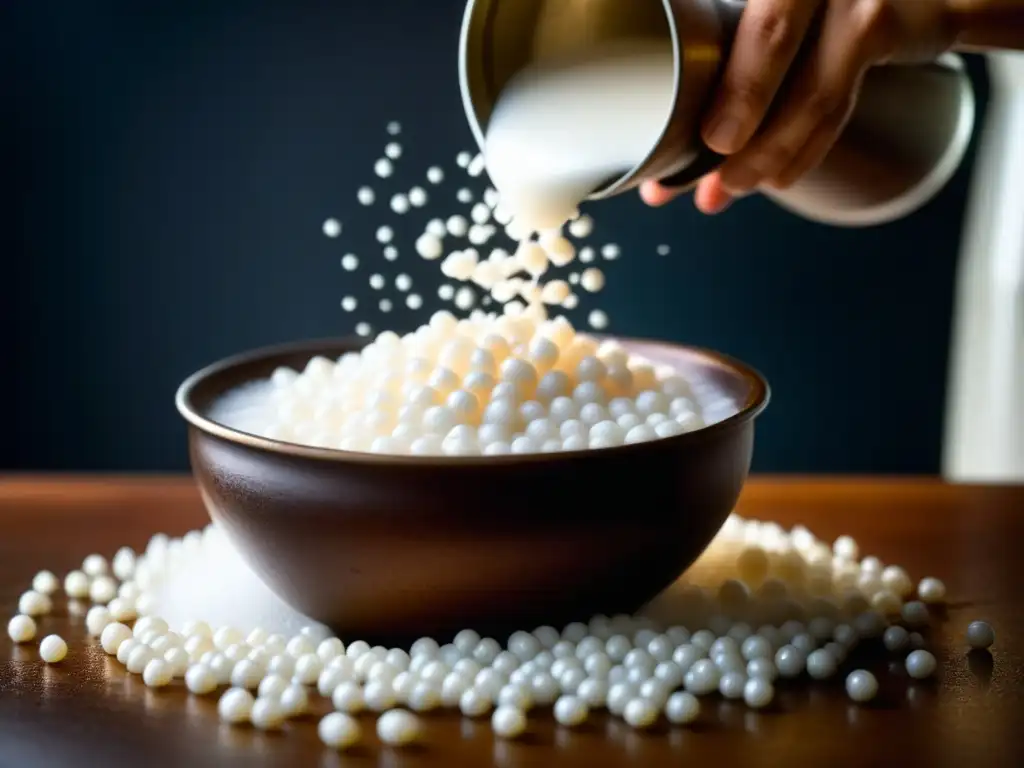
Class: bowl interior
178,335,768,462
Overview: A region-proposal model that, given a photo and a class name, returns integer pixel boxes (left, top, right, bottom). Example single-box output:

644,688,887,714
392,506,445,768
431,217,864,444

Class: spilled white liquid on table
143,522,329,639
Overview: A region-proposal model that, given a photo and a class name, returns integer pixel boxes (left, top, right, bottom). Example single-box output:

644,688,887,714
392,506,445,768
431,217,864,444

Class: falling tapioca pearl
657,244,671,256
456,151,472,168
322,218,342,238
395,274,412,291
380,299,393,312
416,233,443,260
355,322,372,337
446,216,469,238
457,188,474,204
579,246,596,263
369,274,385,290
471,203,491,225
341,297,357,312
406,293,423,310
454,286,476,310
602,244,621,261
385,142,402,160
357,187,375,206
376,226,394,244
484,188,499,207
588,309,609,329
467,154,486,177
568,214,594,239
386,121,401,135
391,194,410,214
581,268,605,293
438,284,455,300
468,224,496,246
374,158,393,178
383,246,398,261
341,254,359,271
568,272,580,285
409,187,428,207
426,167,444,184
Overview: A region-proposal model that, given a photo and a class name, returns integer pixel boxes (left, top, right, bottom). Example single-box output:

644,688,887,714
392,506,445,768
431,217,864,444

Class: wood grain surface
1,476,1022,767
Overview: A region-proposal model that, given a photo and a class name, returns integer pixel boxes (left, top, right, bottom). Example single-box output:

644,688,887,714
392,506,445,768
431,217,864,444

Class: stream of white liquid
483,40,676,235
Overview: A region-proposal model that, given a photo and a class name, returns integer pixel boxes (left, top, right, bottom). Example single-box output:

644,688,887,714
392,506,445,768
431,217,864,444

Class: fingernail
705,115,741,153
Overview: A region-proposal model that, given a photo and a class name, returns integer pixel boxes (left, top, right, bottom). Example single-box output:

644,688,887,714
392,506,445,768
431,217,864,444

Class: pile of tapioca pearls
322,121,669,337
209,311,730,455
7,516,998,753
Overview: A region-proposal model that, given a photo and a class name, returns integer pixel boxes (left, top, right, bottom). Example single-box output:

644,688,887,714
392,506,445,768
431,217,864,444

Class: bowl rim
175,335,770,466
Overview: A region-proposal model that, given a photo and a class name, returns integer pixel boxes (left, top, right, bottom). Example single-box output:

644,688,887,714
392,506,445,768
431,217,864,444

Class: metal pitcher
458,0,977,227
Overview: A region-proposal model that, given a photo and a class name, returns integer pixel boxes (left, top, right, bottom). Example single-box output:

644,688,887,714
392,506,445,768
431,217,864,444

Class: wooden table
1,477,1021,767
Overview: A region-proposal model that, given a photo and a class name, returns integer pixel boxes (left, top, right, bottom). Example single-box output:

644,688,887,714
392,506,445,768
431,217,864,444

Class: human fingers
638,179,682,207
638,176,734,214
717,0,885,194
702,0,822,156
694,174,734,214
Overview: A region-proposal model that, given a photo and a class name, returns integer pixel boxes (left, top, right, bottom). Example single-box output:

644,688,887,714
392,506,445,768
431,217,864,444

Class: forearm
946,0,1024,51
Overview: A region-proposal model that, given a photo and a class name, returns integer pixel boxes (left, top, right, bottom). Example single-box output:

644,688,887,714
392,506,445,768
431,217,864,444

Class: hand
641,0,956,213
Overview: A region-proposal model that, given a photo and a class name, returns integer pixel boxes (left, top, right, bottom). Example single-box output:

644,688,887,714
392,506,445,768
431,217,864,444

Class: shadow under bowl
176,336,769,643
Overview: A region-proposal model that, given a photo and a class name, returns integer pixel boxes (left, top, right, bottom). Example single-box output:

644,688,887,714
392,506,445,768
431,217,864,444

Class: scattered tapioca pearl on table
7,614,37,643
6,510,986,760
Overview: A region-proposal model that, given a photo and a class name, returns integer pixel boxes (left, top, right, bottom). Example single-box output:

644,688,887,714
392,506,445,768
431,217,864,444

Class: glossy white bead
882,625,910,653
491,704,527,738
18,590,51,617
332,681,365,713
553,695,588,726
665,691,700,724
251,698,286,730
806,649,837,680
743,676,774,709
36,634,66,663
905,650,937,679
966,620,995,650
85,606,112,636
218,688,254,724
319,712,362,750
230,659,265,689
8,615,37,644
185,664,218,695
143,659,173,688
31,570,59,595
623,697,659,729
845,670,879,702
459,687,492,717
279,683,309,717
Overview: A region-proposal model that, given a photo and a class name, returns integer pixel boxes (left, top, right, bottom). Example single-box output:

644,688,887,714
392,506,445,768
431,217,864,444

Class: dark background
2,0,988,473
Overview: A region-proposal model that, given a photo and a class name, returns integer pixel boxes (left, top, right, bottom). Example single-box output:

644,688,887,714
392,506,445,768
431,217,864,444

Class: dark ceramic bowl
176,337,769,642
